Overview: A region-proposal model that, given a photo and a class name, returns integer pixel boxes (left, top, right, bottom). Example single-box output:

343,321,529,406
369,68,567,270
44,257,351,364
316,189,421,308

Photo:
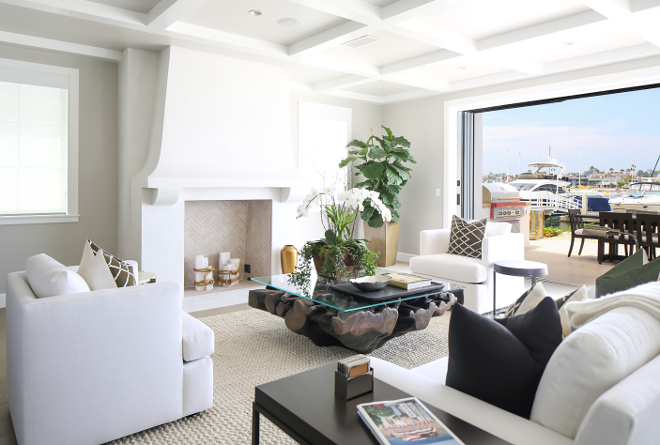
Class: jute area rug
110,308,451,445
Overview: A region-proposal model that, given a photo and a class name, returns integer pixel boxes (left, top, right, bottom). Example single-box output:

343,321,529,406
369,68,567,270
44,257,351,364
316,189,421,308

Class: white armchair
409,221,525,314
7,257,214,445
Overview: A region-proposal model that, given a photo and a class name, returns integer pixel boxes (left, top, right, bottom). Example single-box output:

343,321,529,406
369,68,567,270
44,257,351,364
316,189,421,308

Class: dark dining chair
635,213,660,260
598,211,637,264
567,209,602,257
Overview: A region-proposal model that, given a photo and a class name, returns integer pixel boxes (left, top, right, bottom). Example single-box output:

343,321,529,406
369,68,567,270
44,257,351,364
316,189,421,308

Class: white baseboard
0,293,5,309
396,252,416,263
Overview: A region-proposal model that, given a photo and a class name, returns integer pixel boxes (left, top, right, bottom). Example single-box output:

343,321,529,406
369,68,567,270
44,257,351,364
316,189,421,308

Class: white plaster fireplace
118,46,313,286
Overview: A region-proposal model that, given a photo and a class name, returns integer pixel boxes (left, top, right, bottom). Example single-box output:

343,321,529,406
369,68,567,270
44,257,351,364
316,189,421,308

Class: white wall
384,54,660,256
0,44,118,294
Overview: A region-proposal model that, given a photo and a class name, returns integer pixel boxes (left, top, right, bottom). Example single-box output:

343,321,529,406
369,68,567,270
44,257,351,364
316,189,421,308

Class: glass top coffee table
248,270,465,353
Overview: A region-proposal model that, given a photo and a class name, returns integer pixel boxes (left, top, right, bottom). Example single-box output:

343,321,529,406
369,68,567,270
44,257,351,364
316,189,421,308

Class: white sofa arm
482,232,524,266
575,355,660,445
7,273,184,445
420,229,451,255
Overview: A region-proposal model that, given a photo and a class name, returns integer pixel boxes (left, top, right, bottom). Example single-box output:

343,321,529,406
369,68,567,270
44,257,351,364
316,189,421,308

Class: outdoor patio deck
525,232,615,287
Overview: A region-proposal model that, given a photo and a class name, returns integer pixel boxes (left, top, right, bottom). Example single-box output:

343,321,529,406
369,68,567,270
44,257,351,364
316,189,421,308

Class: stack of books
382,272,433,290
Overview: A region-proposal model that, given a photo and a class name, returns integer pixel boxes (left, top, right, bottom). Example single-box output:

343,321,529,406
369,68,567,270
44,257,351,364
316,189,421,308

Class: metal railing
528,192,582,211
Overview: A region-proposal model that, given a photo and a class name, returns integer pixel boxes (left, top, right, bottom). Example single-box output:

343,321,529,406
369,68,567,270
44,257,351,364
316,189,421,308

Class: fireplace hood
139,46,307,206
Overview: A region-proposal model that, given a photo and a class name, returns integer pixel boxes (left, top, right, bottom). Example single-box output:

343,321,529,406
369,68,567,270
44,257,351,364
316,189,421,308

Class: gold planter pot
363,221,399,267
280,245,298,274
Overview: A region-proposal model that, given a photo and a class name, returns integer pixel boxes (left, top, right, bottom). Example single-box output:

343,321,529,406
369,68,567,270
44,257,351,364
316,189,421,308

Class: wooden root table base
248,289,457,353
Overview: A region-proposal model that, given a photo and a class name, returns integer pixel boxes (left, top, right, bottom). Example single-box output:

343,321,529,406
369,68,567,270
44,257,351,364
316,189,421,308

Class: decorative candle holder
218,259,240,286
194,266,215,291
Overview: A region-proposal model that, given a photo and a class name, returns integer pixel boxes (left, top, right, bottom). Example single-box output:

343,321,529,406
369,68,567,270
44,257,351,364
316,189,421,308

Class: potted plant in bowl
338,126,416,266
291,187,391,280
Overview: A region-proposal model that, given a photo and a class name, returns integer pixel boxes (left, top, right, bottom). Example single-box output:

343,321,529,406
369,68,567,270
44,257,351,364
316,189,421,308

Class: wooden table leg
252,402,260,445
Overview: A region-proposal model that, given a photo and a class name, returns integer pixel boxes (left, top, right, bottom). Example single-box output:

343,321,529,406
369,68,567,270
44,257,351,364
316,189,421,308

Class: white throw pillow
556,285,590,338
77,241,117,291
530,306,660,439
25,254,91,298
504,282,547,316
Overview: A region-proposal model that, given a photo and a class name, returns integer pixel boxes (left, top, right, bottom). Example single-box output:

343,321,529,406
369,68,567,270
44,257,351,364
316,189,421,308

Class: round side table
493,260,548,316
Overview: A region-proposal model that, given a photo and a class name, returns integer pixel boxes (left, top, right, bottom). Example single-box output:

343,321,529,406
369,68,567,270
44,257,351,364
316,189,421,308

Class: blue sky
482,86,660,176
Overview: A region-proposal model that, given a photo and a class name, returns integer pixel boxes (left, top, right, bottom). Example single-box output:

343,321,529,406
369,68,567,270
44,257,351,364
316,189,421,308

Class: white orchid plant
296,186,392,244
290,187,391,280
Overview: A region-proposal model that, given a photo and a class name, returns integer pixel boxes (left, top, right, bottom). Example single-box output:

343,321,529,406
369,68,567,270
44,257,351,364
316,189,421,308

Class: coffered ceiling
1,0,660,104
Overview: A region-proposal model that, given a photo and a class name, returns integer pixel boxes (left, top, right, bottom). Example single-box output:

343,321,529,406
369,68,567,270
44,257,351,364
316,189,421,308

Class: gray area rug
110,308,451,445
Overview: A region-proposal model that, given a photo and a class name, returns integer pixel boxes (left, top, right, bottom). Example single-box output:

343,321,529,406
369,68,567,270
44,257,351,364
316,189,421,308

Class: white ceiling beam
286,0,381,25
546,42,660,73
448,70,527,93
391,19,476,54
581,0,631,17
632,0,660,13
381,70,449,91
380,88,441,104
380,49,459,75
0,30,122,61
288,21,367,57
326,89,383,103
478,10,607,52
146,0,207,30
580,0,660,48
0,0,145,26
166,22,288,57
313,74,373,92
381,0,464,24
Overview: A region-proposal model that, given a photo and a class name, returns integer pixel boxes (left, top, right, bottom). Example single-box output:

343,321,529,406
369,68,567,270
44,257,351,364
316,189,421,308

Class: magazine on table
357,397,465,445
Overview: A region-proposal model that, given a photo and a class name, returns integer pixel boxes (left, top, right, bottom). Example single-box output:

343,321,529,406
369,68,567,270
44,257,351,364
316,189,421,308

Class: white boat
609,182,660,212
508,151,577,215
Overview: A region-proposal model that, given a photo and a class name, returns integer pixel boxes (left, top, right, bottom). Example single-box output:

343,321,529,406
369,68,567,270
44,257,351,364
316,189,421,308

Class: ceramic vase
281,245,298,274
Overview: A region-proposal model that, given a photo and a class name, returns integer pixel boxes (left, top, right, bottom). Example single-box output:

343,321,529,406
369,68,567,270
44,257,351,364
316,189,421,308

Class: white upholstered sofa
409,221,524,314
371,282,660,445
6,256,214,445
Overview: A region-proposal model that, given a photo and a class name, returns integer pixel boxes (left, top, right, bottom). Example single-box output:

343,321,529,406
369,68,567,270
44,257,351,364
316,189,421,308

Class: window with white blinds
0,59,78,224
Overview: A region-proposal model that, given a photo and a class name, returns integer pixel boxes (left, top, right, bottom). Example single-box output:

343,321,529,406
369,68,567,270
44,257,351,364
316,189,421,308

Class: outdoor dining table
575,211,637,263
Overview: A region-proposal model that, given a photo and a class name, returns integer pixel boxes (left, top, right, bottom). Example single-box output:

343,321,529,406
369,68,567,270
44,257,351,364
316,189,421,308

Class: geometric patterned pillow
447,215,487,259
88,239,137,287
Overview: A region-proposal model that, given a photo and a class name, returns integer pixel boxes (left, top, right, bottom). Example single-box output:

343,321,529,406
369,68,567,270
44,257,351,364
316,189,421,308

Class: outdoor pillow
87,239,137,287
446,298,562,419
447,215,487,259
595,249,660,298
504,282,547,316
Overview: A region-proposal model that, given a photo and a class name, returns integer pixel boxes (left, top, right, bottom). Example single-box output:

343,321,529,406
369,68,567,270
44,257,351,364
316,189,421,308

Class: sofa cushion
531,306,660,439
25,254,91,298
446,298,562,418
485,222,512,237
504,282,547,316
409,254,487,283
595,249,660,298
447,215,487,259
182,312,214,362
412,357,449,385
78,241,117,291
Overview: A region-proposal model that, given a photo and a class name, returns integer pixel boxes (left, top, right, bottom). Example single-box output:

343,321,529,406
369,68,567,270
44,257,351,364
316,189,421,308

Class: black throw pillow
446,298,563,418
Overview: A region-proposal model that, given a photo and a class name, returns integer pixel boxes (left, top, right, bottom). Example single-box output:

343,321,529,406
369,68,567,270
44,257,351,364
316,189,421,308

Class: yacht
609,182,660,212
508,154,570,200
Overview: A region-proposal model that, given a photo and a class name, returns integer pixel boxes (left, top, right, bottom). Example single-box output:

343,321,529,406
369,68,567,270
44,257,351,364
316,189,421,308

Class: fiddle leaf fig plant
339,126,416,228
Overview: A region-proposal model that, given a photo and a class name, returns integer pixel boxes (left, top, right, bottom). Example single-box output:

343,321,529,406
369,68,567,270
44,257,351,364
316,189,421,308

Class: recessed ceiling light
456,66,466,70
377,84,385,88
248,10,263,17
277,18,303,28
563,41,574,46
